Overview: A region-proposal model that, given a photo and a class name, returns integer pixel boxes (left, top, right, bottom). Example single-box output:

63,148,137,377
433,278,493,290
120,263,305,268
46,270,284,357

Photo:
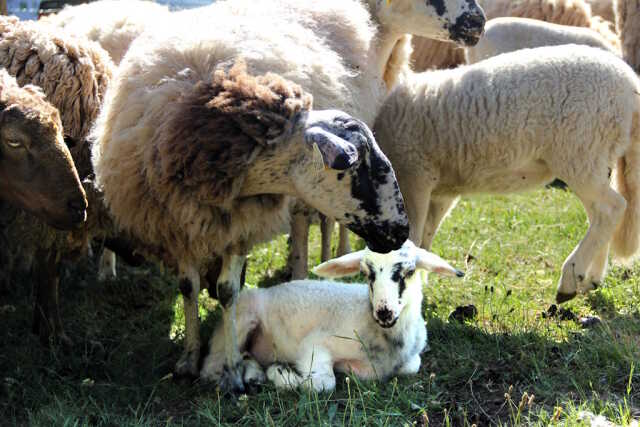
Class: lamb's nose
377,307,393,323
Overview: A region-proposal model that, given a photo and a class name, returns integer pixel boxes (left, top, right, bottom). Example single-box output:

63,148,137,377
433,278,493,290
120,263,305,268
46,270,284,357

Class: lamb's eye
405,268,416,278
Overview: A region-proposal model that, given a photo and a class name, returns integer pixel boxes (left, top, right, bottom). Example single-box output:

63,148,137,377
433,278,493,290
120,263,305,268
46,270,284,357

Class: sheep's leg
216,254,247,393
337,225,351,256
421,196,458,250
320,214,334,262
556,184,626,303
396,354,421,376
201,298,260,384
586,244,610,291
97,249,117,282
175,264,201,377
32,249,71,347
267,346,335,392
403,185,433,246
288,211,310,279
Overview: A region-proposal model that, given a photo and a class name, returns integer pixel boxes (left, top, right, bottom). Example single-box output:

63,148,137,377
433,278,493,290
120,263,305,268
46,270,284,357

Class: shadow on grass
0,254,638,425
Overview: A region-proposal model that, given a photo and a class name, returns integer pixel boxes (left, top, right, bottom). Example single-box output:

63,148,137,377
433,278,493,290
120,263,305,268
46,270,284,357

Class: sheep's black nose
377,308,393,323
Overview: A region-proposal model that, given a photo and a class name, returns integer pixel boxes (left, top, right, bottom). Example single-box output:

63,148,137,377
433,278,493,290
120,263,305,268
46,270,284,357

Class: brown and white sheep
92,0,485,391
412,0,619,71
40,0,171,65
0,16,114,345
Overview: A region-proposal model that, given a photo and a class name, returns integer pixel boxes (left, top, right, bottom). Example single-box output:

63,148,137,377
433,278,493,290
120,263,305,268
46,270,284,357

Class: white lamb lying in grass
200,241,463,391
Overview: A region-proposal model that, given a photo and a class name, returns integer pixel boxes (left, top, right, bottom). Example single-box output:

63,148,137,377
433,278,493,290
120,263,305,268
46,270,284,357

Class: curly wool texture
412,0,620,71
616,0,640,73
154,61,312,207
40,0,170,65
0,16,113,149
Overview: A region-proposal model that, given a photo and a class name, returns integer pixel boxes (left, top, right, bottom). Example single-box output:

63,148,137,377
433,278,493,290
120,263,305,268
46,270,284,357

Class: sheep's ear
312,251,365,278
303,110,359,170
416,248,464,278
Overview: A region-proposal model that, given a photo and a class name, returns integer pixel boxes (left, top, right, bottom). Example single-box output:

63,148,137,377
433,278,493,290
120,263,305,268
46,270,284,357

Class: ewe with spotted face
0,69,86,230
201,240,463,392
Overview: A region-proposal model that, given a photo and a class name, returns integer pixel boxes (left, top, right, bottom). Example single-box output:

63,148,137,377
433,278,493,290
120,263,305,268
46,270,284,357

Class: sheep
91,0,486,391
286,0,486,280
373,44,640,305
40,0,171,65
200,240,463,391
0,68,86,230
615,0,640,74
0,16,114,345
412,0,620,71
466,17,618,63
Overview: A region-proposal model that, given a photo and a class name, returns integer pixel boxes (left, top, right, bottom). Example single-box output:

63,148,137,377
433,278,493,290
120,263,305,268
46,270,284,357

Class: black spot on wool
427,0,447,16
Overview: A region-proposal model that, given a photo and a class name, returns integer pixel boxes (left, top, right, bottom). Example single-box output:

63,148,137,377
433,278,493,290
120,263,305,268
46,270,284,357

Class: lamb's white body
374,45,640,303
466,17,618,63
201,241,462,391
202,280,425,391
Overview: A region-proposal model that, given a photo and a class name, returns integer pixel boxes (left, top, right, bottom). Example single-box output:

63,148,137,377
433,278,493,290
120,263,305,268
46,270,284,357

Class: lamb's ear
416,248,464,278
303,110,359,170
312,251,365,278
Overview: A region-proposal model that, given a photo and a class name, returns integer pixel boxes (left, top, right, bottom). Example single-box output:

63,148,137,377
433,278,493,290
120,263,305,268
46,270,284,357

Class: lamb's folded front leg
216,254,247,393
175,263,201,377
267,345,336,392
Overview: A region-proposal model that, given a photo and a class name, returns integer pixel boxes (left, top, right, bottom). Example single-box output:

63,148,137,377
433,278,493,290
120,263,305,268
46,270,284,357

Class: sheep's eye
405,268,416,279
5,139,22,148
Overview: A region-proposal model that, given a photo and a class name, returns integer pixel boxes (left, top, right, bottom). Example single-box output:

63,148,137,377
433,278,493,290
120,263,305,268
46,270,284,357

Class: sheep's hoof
175,349,200,378
242,355,266,393
555,291,576,304
219,364,245,394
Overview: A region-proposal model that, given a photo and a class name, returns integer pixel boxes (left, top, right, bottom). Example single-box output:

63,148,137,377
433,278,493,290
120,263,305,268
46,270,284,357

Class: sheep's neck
239,148,296,197
373,28,405,90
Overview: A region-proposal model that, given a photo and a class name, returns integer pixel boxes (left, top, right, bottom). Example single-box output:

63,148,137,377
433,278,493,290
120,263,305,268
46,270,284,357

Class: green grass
2,189,640,426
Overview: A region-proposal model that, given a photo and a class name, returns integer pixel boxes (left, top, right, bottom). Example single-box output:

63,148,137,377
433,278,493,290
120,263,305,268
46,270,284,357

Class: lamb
466,17,618,64
412,0,620,71
0,68,86,230
0,16,114,344
40,0,170,65
201,240,463,391
374,45,640,305
615,0,640,73
91,0,486,391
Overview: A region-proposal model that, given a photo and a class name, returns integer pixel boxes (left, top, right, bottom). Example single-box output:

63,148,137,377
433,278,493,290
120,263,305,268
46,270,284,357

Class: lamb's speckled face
377,0,486,46
313,240,464,328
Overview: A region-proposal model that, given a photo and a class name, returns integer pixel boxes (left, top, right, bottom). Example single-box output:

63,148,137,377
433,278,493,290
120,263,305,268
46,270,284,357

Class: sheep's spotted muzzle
448,10,486,47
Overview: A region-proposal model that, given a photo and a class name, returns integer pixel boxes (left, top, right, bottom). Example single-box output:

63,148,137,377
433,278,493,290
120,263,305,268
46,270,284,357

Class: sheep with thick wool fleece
374,44,640,304
466,17,618,64
201,241,463,391
91,0,485,391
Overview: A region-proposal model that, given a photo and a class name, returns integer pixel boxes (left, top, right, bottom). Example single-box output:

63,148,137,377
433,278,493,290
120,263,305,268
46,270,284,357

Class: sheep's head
0,73,87,230
291,110,409,253
374,0,486,46
313,240,463,328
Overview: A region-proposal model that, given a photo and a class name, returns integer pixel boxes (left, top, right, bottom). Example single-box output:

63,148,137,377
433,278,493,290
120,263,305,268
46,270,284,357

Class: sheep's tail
612,109,640,261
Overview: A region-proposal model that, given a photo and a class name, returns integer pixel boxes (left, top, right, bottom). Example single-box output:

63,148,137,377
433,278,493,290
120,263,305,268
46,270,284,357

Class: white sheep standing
201,241,463,391
374,45,640,304
92,0,485,392
466,17,618,63
285,0,486,280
